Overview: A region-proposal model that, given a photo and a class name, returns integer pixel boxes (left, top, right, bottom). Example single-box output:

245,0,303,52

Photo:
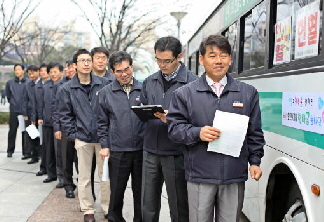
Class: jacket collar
70,73,101,89
14,76,26,82
111,77,141,92
197,73,240,93
152,62,188,84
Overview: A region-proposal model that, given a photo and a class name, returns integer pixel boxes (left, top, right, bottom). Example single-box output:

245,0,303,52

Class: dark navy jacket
52,77,70,132
102,70,115,83
59,74,109,143
22,80,37,122
97,78,145,151
5,76,29,113
35,79,46,121
39,79,55,127
167,73,265,185
140,62,198,155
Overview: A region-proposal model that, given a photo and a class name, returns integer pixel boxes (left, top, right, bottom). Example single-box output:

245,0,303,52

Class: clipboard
131,105,164,122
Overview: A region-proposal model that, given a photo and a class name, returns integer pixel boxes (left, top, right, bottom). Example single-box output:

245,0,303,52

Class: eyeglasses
77,59,92,64
114,66,132,74
155,57,176,64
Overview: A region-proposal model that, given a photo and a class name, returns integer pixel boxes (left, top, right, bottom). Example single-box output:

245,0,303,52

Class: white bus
185,0,324,221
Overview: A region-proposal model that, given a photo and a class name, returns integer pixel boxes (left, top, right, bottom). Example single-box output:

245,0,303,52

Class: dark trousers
61,132,77,191
7,112,25,155
39,126,47,173
141,151,189,222
108,150,143,222
54,137,63,182
43,126,56,179
24,119,39,160
1,96,5,105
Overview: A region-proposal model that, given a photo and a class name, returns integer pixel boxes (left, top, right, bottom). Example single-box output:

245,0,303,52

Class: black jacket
140,62,198,155
97,78,145,151
167,73,265,184
6,76,29,113
22,80,37,122
59,74,109,143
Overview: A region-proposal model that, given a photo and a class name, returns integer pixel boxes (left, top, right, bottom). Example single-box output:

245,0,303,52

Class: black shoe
36,171,46,176
104,214,108,219
28,159,39,164
7,152,12,158
21,155,31,160
66,190,75,198
43,177,57,183
56,182,64,188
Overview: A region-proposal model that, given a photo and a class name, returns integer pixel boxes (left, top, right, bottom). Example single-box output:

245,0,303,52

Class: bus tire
282,181,307,222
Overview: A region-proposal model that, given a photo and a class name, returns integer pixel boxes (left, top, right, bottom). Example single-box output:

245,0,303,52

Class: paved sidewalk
0,122,171,222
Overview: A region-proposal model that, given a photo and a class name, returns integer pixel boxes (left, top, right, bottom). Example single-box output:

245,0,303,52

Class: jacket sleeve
5,81,11,103
35,85,44,120
22,87,28,117
51,83,61,132
167,88,201,146
140,78,148,105
246,89,265,166
30,86,37,122
59,86,76,141
97,89,110,149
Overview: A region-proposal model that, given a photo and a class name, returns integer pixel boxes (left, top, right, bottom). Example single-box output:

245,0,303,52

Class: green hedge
0,112,9,124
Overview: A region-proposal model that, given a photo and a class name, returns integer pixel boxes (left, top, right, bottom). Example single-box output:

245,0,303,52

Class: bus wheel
282,181,307,222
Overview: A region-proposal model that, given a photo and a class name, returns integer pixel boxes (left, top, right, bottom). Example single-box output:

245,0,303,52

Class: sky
31,0,220,46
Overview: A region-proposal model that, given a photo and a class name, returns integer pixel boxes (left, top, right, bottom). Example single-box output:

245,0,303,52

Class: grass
0,112,9,124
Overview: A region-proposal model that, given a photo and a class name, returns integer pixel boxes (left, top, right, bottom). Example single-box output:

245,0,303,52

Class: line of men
5,35,264,222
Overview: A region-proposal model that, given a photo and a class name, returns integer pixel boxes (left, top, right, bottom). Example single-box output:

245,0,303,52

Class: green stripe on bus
259,92,324,150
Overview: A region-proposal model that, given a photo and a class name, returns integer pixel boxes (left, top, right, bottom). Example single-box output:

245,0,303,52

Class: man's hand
54,131,62,140
154,110,168,123
24,116,28,120
38,119,43,125
249,165,262,181
31,122,36,125
199,126,221,142
99,148,110,160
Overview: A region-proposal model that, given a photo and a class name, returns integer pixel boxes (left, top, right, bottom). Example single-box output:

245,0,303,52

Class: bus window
224,22,238,73
243,1,267,71
189,53,197,73
275,0,321,62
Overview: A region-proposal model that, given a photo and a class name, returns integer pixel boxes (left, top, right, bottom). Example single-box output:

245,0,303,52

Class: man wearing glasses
140,36,198,222
98,51,145,222
59,49,110,222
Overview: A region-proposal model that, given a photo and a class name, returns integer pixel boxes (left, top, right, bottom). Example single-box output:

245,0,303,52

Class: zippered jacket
22,80,36,122
5,76,29,113
167,73,265,185
97,78,145,151
140,62,198,155
59,74,109,143
52,77,69,132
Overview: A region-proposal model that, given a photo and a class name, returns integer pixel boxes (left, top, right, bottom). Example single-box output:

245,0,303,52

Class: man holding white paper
98,51,145,222
167,34,265,222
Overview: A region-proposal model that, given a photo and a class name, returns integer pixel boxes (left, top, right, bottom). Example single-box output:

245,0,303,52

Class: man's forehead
78,54,91,59
207,45,227,53
93,52,107,57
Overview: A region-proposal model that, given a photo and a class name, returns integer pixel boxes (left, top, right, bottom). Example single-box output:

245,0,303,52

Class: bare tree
0,0,41,62
70,0,160,52
12,20,75,65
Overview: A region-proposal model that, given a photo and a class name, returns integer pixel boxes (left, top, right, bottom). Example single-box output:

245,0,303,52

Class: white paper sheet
102,157,109,181
26,124,40,139
207,110,249,157
17,115,25,132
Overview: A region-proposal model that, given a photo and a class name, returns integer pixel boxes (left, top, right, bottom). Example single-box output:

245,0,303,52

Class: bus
185,0,324,221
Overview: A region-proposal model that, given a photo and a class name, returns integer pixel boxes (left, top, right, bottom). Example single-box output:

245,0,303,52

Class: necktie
212,82,222,97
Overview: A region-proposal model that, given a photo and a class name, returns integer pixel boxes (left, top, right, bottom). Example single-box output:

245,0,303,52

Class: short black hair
109,51,133,71
14,64,24,70
73,49,91,63
154,36,182,58
67,59,73,66
199,34,231,56
27,65,39,72
47,62,63,73
91,47,109,58
39,63,47,70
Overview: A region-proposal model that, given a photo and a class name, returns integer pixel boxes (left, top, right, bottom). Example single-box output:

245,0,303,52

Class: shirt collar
206,74,227,87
